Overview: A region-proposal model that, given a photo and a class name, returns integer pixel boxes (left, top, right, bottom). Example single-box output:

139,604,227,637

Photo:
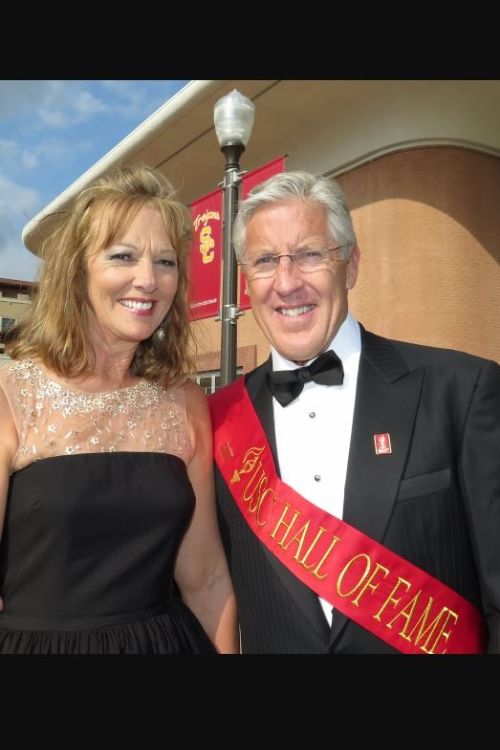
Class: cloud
0,233,40,281
35,137,92,167
0,80,190,134
0,138,38,171
74,90,108,119
100,80,188,120
21,151,38,169
0,81,55,119
0,138,18,161
0,80,185,132
0,135,92,178
0,81,109,130
38,87,109,128
0,174,41,280
0,174,40,222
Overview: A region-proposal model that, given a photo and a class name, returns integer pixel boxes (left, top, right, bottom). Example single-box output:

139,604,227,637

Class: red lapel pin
374,433,392,455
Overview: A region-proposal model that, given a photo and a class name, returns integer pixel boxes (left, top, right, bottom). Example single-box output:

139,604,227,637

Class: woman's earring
154,325,166,342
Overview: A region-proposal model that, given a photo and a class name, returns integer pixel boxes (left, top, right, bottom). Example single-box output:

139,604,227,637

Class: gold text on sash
234,444,459,654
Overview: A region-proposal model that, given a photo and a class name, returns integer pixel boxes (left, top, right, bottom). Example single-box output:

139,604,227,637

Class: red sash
210,378,487,654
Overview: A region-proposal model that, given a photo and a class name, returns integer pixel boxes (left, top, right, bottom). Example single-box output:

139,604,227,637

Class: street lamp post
214,90,255,386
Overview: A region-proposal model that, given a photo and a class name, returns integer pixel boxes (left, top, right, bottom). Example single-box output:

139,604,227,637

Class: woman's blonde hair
9,165,194,386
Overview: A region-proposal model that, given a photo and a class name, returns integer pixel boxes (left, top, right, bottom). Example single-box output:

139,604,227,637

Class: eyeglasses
239,244,350,279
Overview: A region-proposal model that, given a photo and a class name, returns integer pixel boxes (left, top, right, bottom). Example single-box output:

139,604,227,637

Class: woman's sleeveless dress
0,359,216,654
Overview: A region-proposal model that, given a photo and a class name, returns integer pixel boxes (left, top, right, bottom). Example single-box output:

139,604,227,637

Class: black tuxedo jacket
215,327,500,653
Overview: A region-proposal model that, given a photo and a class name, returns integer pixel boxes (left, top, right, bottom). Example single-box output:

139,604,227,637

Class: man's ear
346,245,360,290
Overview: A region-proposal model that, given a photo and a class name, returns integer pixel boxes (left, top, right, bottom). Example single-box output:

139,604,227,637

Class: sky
0,80,190,282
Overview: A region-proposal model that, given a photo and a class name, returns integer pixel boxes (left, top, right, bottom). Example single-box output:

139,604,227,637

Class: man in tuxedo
212,171,500,654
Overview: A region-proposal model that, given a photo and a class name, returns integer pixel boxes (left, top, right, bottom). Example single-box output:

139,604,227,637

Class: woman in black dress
0,166,238,654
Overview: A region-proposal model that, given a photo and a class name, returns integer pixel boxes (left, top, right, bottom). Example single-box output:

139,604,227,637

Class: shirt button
309,411,316,418
314,474,321,482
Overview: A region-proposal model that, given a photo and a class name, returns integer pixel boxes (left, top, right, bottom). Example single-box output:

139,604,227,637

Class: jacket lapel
329,327,425,646
246,359,280,469
246,358,331,644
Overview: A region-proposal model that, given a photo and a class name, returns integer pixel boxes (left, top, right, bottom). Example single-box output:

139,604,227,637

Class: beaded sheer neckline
24,360,161,413
31,362,150,395
0,358,192,472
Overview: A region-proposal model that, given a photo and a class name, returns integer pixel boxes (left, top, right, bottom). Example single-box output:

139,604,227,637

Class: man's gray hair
233,170,357,261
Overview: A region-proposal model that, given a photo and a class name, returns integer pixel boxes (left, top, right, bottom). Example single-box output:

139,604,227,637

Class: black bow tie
267,350,344,407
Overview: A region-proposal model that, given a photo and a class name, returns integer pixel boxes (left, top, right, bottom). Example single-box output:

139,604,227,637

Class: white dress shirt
271,313,362,625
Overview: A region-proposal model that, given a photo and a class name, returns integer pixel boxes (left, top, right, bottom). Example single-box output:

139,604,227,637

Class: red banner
239,156,286,310
188,188,222,320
